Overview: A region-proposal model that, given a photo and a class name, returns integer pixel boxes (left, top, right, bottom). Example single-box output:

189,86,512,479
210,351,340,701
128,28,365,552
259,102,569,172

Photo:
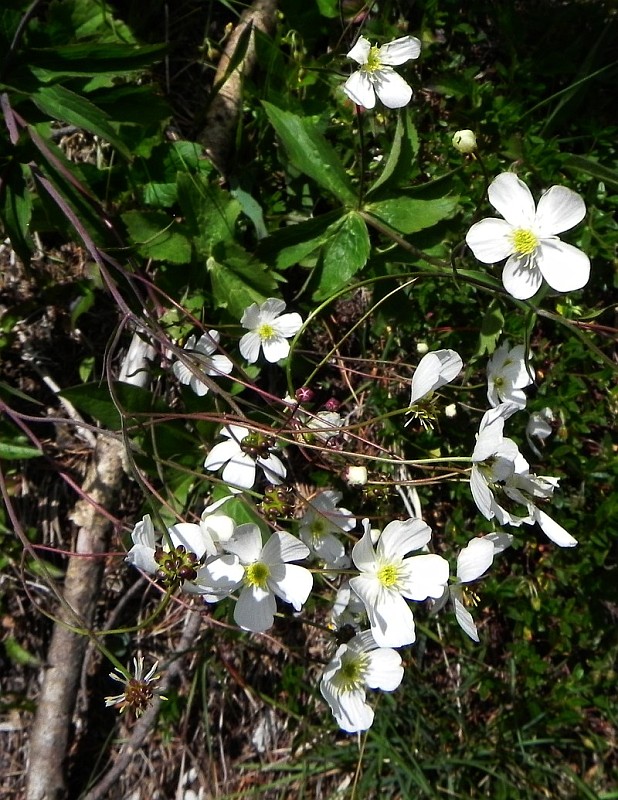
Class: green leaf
27,42,166,81
563,154,618,191
313,211,370,301
365,196,459,234
368,108,419,195
122,210,192,263
176,173,241,252
0,441,43,460
477,301,505,356
60,383,161,430
0,162,33,265
29,83,130,158
4,636,41,667
208,256,273,318
263,102,357,206
257,210,343,269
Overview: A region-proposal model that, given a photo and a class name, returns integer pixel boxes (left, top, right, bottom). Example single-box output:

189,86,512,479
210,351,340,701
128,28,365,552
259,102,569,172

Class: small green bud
452,129,477,154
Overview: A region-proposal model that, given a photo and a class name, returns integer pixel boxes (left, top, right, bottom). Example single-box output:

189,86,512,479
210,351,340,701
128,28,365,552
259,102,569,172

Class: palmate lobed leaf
313,211,370,301
364,196,459,235
263,101,357,206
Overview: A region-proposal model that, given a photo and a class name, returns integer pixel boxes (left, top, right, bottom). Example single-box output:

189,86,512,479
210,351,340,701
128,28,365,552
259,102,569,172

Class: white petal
470,468,494,520
240,302,261,328
224,523,263,563
487,173,536,227
350,579,416,647
351,525,377,571
273,312,302,337
194,330,219,356
502,254,543,300
343,71,376,108
484,531,514,554
192,554,244,596
261,530,309,565
169,522,214,559
399,554,450,600
536,240,590,293
203,439,240,471
257,452,287,484
364,648,404,690
346,37,371,65
126,544,158,574
457,537,495,582
535,185,586,236
222,453,257,489
321,677,373,733
234,585,276,632
239,331,262,363
380,518,432,559
261,335,290,363
207,354,234,376
131,514,156,549
373,70,413,109
379,35,421,65
466,218,516,263
410,349,462,404
260,298,287,320
535,509,578,547
269,563,313,610
453,594,480,642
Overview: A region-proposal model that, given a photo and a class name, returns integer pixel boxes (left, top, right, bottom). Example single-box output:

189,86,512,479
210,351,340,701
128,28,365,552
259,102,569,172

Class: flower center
363,45,382,73
245,561,270,589
377,563,399,588
310,518,326,543
154,545,198,587
258,322,277,341
334,651,369,691
512,228,539,256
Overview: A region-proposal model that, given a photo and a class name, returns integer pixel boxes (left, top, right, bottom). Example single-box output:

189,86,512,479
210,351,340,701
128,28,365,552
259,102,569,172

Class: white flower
470,405,577,547
436,533,513,642
465,172,590,300
349,518,449,647
526,407,554,457
203,424,287,490
172,331,233,396
343,35,421,110
221,525,313,632
405,349,462,427
299,490,355,568
409,349,463,405
331,581,366,632
126,514,159,574
239,298,302,364
320,630,404,733
452,129,477,154
487,342,534,408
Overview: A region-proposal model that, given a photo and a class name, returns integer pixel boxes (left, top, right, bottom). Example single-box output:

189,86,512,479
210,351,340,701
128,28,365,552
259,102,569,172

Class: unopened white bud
452,129,477,154
416,341,429,355
344,465,368,486
444,403,457,418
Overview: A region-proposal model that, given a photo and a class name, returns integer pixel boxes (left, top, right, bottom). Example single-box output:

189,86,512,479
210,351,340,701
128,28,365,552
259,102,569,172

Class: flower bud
452,129,477,154
344,465,368,486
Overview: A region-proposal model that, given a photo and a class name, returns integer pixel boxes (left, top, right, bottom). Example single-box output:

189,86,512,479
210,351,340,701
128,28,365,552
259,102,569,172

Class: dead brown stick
26,437,125,800
198,0,278,175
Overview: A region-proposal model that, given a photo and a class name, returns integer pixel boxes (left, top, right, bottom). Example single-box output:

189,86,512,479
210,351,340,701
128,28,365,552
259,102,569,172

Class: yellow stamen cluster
258,322,276,341
245,561,270,590
334,652,369,691
512,228,539,255
377,563,399,588
363,45,382,73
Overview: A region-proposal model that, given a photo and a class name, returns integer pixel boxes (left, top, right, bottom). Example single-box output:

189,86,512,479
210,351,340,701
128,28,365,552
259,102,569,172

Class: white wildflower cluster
124,329,580,733
118,35,591,737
